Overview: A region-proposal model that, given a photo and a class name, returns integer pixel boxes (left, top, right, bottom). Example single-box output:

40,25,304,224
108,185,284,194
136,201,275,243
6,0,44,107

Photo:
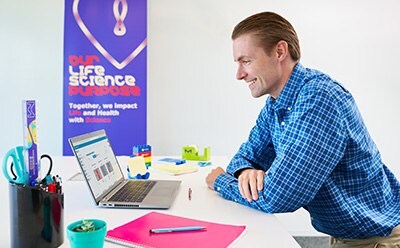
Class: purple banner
63,0,147,155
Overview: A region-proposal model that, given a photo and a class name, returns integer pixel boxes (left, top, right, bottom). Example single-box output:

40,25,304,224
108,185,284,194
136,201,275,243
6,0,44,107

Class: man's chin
250,91,262,98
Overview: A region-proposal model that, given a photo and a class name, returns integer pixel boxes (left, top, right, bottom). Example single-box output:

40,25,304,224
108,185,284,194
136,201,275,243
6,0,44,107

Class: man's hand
238,169,265,202
205,167,226,190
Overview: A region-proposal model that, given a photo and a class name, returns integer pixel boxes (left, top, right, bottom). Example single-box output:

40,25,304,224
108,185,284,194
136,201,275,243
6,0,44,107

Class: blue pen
158,158,186,165
149,226,206,233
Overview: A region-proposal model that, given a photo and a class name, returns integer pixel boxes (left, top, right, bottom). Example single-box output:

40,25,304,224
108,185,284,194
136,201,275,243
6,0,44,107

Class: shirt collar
268,63,306,111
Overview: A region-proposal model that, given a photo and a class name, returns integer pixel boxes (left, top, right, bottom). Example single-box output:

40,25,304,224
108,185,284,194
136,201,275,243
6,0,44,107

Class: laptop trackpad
152,188,174,197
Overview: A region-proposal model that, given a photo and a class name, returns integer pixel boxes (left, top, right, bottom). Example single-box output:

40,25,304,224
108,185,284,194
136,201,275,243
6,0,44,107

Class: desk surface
1,156,300,247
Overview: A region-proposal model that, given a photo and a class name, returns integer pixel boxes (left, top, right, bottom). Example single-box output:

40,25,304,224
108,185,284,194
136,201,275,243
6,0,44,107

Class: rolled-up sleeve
215,86,348,213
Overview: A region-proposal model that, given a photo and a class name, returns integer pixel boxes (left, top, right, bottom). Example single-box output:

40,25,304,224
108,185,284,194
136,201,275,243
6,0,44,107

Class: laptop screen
69,129,124,203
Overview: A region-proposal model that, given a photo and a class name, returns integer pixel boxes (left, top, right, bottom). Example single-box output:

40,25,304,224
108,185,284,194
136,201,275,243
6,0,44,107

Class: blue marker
149,226,206,233
158,158,186,165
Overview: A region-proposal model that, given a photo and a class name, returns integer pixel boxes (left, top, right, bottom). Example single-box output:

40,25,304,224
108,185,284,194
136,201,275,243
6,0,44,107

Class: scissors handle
39,154,53,177
2,146,29,185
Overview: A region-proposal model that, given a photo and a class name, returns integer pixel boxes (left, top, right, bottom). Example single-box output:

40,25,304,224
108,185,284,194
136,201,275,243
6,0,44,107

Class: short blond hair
232,12,301,61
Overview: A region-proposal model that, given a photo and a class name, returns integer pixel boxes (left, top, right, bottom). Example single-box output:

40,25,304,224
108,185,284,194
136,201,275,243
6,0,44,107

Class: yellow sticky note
152,164,198,176
128,156,147,175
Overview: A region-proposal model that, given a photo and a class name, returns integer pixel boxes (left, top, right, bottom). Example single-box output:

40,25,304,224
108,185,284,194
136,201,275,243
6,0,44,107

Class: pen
188,187,192,200
149,226,206,234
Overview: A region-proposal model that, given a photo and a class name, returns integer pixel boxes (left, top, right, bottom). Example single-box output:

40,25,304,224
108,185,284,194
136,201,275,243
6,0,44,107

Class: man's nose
236,66,247,80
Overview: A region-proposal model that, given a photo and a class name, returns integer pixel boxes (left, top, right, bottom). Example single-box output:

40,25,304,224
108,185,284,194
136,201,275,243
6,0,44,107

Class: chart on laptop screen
73,134,123,198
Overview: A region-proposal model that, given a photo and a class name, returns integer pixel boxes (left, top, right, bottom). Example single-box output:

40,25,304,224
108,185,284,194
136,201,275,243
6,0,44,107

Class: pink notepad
106,212,246,248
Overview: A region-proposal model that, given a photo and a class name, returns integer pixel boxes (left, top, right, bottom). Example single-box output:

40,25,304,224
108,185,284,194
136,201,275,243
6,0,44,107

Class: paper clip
198,161,212,167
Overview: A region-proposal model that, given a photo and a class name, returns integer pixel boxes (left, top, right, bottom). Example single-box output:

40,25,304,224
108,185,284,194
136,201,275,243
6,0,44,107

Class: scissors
2,145,53,185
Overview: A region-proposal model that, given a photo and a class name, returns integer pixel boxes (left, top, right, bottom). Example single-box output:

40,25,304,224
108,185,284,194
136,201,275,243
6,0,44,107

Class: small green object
72,220,96,232
182,145,211,161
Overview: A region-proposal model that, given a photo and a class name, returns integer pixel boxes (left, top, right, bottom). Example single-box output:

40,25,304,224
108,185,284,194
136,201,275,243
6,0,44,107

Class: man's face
233,33,283,98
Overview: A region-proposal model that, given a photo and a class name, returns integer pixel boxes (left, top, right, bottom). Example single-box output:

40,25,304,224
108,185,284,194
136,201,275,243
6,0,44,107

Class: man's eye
243,60,251,65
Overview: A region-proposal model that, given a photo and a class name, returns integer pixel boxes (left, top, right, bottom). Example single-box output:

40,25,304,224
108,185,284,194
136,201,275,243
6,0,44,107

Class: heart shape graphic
72,0,147,70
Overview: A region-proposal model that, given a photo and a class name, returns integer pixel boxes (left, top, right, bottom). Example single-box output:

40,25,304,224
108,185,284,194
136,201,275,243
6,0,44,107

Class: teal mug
67,219,107,248
2,145,53,185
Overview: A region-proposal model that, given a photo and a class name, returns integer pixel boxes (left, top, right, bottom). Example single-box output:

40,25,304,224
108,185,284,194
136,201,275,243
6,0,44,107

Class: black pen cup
9,183,64,248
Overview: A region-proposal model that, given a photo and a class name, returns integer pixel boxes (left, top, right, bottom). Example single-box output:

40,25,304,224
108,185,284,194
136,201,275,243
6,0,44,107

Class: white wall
1,0,399,177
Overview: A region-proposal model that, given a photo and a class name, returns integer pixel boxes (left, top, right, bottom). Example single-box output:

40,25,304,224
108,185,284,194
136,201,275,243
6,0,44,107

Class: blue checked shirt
214,63,400,239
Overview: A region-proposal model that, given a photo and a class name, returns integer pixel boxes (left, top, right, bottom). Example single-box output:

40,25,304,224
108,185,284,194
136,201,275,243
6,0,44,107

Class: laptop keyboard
109,181,157,203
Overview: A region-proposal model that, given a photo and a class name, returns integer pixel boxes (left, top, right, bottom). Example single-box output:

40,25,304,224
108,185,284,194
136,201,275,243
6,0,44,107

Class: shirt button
287,107,291,111
217,187,221,191
281,121,285,126
234,199,238,202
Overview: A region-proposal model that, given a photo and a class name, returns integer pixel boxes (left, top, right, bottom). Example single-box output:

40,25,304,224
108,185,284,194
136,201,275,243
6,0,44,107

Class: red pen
48,183,56,193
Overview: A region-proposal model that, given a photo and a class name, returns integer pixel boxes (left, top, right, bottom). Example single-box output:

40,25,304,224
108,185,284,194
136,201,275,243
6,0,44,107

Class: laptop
68,129,181,209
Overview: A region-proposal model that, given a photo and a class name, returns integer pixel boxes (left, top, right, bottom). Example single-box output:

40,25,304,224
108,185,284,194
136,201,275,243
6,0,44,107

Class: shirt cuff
213,173,241,203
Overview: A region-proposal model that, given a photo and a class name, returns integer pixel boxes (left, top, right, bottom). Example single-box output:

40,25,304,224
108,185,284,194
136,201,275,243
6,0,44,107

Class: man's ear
276,40,289,61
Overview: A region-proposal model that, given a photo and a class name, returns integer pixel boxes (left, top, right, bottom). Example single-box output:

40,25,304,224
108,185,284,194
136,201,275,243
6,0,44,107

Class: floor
293,236,331,248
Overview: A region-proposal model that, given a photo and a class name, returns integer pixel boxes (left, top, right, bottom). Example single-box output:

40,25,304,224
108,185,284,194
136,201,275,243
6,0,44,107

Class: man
205,11,400,247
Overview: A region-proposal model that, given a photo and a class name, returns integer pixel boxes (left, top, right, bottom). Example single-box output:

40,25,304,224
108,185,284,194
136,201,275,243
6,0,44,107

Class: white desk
1,156,300,247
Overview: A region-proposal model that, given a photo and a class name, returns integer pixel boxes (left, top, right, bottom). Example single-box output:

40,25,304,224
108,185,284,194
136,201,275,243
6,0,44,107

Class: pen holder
9,183,64,248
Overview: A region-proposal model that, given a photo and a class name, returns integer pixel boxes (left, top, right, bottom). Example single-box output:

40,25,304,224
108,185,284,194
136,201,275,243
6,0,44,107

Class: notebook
105,211,246,248
68,129,181,209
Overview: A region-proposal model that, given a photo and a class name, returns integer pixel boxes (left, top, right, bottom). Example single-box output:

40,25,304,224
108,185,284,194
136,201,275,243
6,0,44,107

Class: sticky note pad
152,164,198,176
128,156,147,175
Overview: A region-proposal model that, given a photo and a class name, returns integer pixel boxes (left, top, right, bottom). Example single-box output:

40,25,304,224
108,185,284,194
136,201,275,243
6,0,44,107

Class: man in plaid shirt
206,11,400,247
